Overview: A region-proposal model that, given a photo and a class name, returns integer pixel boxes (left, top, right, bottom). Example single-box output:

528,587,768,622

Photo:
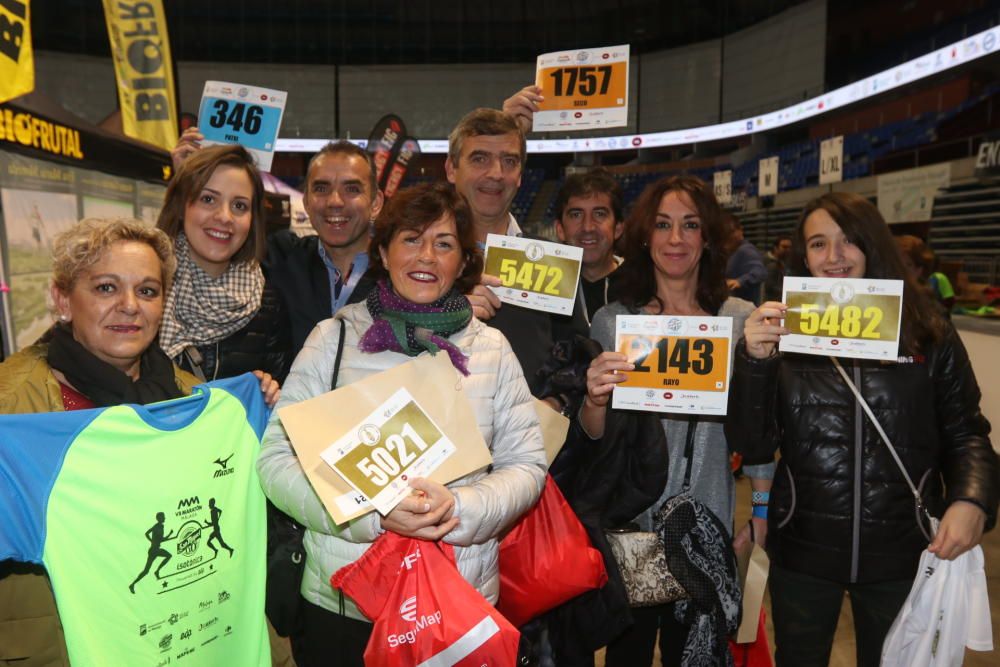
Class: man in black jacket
448,107,588,398
266,141,384,353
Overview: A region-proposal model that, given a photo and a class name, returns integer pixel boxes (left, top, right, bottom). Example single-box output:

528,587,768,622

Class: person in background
583,176,775,667
763,235,792,302
895,234,955,317
257,183,546,667
553,168,625,324
724,216,767,305
728,192,997,667
157,144,291,382
0,218,280,667
266,141,385,354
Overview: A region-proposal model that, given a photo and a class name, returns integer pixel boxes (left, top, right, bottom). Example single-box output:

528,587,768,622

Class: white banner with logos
713,170,733,205
877,163,951,223
819,136,843,185
758,157,779,196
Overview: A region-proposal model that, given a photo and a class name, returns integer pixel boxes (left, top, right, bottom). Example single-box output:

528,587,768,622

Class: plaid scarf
358,279,472,375
159,233,264,359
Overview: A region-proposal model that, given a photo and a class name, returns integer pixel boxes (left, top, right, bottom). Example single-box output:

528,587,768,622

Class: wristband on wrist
752,504,768,519
751,490,770,505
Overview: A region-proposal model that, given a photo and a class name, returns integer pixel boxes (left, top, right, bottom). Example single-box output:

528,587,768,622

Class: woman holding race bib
156,144,291,383
582,175,775,667
256,182,546,667
726,191,998,667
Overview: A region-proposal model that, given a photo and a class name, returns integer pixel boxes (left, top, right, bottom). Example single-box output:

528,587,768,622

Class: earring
59,314,68,322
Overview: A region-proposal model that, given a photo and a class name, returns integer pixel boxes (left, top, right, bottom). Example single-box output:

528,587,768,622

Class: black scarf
46,325,185,407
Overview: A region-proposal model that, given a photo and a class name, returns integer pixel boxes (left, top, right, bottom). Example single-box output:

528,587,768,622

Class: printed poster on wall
876,163,951,223
758,157,779,196
0,152,79,351
713,170,733,206
819,136,843,185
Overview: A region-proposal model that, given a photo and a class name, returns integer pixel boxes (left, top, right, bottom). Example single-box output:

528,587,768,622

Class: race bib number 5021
613,315,733,416
320,389,455,516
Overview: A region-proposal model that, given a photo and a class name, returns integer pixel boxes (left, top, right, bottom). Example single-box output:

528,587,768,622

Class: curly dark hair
615,175,729,314
368,182,483,294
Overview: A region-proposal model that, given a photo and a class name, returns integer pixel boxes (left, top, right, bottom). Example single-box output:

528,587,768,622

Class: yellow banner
102,0,177,150
0,0,34,103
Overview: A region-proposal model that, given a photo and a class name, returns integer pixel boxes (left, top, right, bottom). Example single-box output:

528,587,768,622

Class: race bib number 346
613,315,733,416
780,277,903,360
320,389,455,516
198,81,287,171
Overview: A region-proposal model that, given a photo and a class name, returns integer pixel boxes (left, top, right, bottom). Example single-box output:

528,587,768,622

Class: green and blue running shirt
0,373,271,666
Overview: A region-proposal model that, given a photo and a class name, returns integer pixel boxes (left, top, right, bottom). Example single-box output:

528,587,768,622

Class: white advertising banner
877,163,951,223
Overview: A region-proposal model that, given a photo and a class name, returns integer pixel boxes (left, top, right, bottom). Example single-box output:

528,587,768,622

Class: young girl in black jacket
726,192,998,667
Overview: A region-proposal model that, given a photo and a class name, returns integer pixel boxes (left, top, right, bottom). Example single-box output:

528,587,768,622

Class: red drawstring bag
496,475,608,627
728,607,773,667
332,532,520,666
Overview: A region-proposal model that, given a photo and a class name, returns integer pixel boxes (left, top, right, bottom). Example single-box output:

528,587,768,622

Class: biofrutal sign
102,0,178,151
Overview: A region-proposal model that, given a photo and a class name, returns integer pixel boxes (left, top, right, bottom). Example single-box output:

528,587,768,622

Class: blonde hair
52,218,176,294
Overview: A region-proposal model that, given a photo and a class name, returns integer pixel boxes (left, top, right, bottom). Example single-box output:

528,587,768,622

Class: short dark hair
306,140,379,197
448,108,526,166
793,192,947,352
368,182,483,295
157,144,265,264
772,235,792,250
616,175,729,315
553,168,624,223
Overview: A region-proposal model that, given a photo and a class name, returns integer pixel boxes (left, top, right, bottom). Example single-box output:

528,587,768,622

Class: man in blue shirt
266,142,385,353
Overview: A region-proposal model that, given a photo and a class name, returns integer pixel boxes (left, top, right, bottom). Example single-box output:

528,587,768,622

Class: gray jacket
257,304,547,620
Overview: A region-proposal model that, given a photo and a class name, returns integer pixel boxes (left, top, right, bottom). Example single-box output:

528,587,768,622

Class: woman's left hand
928,500,986,560
733,516,768,551
252,370,281,407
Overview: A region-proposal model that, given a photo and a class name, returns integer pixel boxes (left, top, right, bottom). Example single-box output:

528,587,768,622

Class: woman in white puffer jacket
257,182,547,667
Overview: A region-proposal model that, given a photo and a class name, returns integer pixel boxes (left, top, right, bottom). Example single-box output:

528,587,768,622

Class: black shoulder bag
266,319,347,636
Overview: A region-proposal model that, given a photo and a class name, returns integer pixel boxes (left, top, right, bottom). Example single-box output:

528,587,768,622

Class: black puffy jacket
174,277,292,383
726,327,998,584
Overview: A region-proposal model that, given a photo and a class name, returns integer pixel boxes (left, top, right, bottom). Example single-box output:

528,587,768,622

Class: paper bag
534,399,569,466
277,353,493,525
735,541,770,643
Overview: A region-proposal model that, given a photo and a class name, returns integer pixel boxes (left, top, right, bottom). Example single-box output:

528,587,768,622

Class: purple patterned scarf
358,280,472,375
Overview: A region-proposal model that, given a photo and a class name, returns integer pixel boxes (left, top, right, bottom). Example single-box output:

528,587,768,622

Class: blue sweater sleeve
0,409,101,563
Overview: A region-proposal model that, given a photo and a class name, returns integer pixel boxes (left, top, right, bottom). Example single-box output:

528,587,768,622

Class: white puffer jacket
257,303,547,621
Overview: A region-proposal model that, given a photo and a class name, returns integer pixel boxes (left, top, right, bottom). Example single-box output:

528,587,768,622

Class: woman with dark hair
156,144,291,383
257,182,546,667
728,191,998,667
582,175,774,666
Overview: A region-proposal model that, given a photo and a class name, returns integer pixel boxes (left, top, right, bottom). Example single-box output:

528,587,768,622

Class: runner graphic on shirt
129,512,175,593
204,498,234,558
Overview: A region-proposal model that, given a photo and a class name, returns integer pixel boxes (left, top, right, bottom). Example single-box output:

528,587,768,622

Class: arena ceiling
38,0,808,64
